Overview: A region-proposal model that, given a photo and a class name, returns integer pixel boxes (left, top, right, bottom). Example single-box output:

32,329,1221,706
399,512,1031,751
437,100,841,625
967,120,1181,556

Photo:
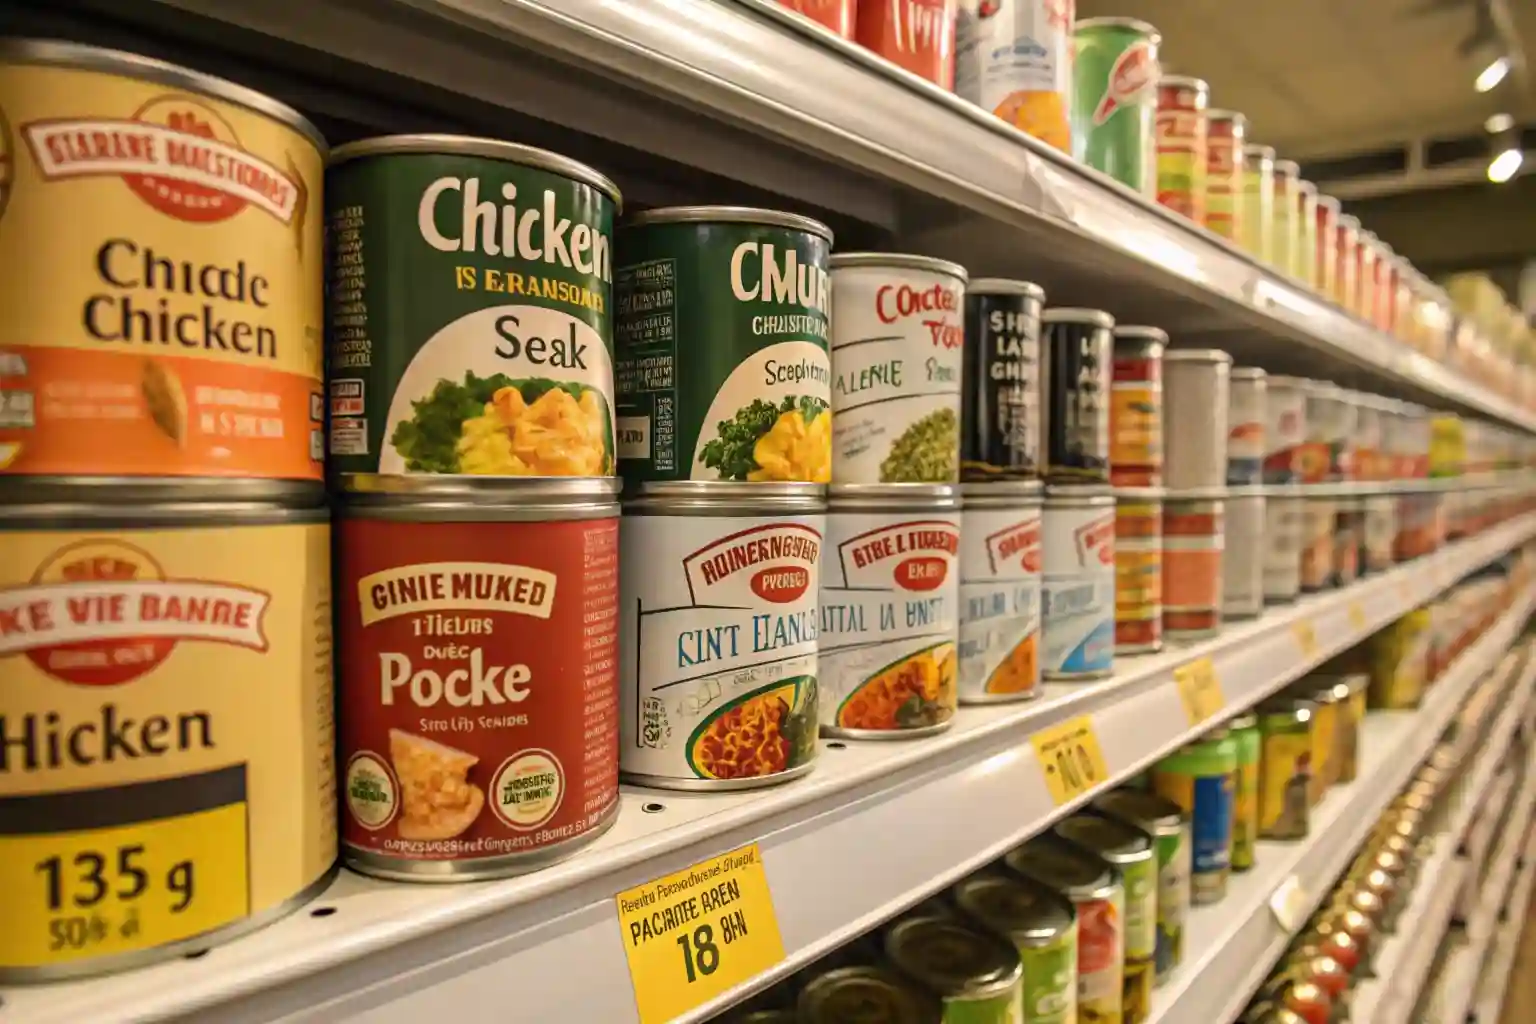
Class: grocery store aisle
1502,889,1536,1023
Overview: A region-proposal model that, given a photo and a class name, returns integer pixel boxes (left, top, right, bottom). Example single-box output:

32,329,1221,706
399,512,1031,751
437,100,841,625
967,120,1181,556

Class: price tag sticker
1292,619,1319,660
1269,874,1310,933
616,844,785,1024
1173,656,1225,727
1348,602,1369,633
1030,715,1111,806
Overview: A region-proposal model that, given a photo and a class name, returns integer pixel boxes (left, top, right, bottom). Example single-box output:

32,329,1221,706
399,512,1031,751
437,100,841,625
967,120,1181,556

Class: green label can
953,874,1077,1024
325,136,621,483
884,915,1025,1024
1091,790,1190,982
1071,18,1162,195
1229,714,1261,871
613,207,833,485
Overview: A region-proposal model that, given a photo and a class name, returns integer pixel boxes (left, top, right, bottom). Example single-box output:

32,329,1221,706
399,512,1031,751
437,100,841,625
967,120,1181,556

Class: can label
0,520,335,973
1109,346,1162,486
1299,499,1334,592
325,152,617,479
0,62,324,482
1043,320,1111,483
1222,496,1265,617
1071,24,1158,193
1226,382,1265,485
1162,502,1223,636
614,220,832,484
1154,86,1206,220
1262,497,1302,602
1153,827,1191,978
1363,495,1395,571
336,516,619,865
1153,771,1232,902
1262,385,1305,484
1019,925,1077,1024
1114,501,1162,651
1231,754,1259,870
819,512,959,733
1204,121,1243,240
1259,729,1311,838
1041,501,1115,676
954,0,1073,150
958,502,1041,701
1120,857,1157,1022
941,988,1025,1024
774,0,856,36
855,0,960,88
1240,161,1273,262
962,290,1041,480
619,514,822,782
831,262,964,483
1074,888,1126,1023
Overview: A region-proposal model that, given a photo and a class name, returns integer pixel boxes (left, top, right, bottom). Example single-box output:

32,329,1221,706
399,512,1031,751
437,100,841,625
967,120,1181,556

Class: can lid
1160,75,1211,93
1114,486,1167,500
952,874,1075,947
1226,484,1267,498
623,480,827,512
1315,194,1342,212
1053,814,1152,864
1243,143,1278,159
1274,159,1302,175
1230,365,1269,381
1206,108,1249,125
882,917,1023,1000
1004,838,1114,895
967,277,1045,301
1229,712,1258,730
1265,374,1314,389
1297,179,1319,195
1092,789,1185,833
623,205,833,243
1074,16,1162,41
1163,348,1233,364
829,252,968,282
1045,484,1115,502
962,479,1044,500
1041,307,1115,328
797,966,940,1024
1338,213,1362,228
1112,324,1170,344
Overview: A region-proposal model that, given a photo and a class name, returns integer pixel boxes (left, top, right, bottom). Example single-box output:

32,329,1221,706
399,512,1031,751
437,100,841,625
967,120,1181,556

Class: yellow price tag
1030,715,1111,806
1293,619,1319,660
1348,602,1369,632
1173,656,1225,727
617,844,785,1024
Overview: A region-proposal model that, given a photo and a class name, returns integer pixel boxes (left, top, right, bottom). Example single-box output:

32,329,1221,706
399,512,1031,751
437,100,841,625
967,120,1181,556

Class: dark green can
614,207,833,486
325,135,621,486
1071,18,1162,195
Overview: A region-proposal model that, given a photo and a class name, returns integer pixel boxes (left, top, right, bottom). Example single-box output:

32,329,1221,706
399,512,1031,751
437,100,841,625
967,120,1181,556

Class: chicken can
1222,487,1266,619
962,278,1044,481
1042,308,1114,485
1163,493,1225,640
1055,814,1158,1021
1262,376,1307,485
1093,790,1190,982
1114,489,1164,655
884,915,1025,1022
0,500,336,980
955,0,1073,151
798,965,941,1024
959,481,1043,703
1154,76,1210,222
1226,367,1266,486
820,484,960,738
335,477,620,880
613,207,833,485
325,135,621,486
1042,487,1116,680
0,39,326,499
618,482,823,789
953,873,1078,1024
1109,325,1165,487
1163,350,1232,490
1262,486,1304,604
830,253,967,485
857,0,961,89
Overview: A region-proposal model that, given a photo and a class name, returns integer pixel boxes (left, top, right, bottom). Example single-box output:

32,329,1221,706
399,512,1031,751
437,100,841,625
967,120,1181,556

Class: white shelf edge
1471,828,1536,1023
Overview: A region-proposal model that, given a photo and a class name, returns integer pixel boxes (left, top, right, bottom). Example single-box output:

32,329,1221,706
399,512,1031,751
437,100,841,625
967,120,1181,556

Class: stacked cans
1112,325,1167,655
1225,368,1269,620
1163,350,1232,641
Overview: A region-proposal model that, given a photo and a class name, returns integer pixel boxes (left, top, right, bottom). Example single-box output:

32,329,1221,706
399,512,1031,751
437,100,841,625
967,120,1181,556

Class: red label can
1154,76,1209,222
336,487,620,880
1204,111,1246,241
857,0,959,89
776,0,857,37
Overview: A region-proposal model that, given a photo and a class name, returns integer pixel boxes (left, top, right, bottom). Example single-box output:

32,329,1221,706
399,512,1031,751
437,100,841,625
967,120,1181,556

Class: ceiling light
1489,147,1523,182
1486,112,1516,133
1475,52,1511,91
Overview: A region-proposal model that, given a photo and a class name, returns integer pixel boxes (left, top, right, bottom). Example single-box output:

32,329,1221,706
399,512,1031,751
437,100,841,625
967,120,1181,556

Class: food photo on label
1042,487,1116,680
324,135,621,484
955,0,1073,151
614,207,833,485
1041,308,1113,485
958,481,1043,703
962,278,1044,482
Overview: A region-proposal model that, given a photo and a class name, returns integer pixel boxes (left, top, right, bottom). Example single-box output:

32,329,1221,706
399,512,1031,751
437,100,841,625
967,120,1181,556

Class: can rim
623,205,832,242
1040,307,1115,328
1094,790,1185,831
1274,159,1302,175
1230,366,1269,380
1226,484,1268,498
829,482,961,502
1205,108,1249,124
952,874,1075,942
1242,143,1278,158
883,917,1023,999
1074,16,1162,40
0,501,329,525
1159,75,1211,92
1113,486,1167,499
1112,324,1170,343
1164,348,1233,364
1055,815,1152,863
961,480,1044,498
967,277,1045,300
829,252,968,281
1044,484,1115,501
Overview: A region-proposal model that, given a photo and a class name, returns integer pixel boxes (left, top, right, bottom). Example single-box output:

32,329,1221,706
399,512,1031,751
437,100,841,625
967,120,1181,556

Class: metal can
618,482,824,789
325,135,621,484
1313,195,1340,301
1054,815,1157,1022
830,253,968,485
1071,18,1161,195
1262,376,1307,485
1310,384,1357,483
1333,674,1367,784
1042,486,1116,680
1222,487,1266,619
0,500,336,979
1257,697,1314,840
1331,495,1363,587
1203,110,1246,242
953,873,1078,1024
820,484,960,738
1262,486,1303,604
962,278,1044,481
335,477,619,880
1041,308,1113,484
1154,75,1209,221
1163,350,1232,490
1092,790,1190,982
613,207,833,485
1240,144,1275,264
1162,493,1225,640
959,482,1043,703
955,0,1073,150
1299,493,1336,592
1114,489,1164,654
798,964,942,1024
774,0,857,37
1151,731,1236,904
1005,838,1126,1024
0,39,326,499
857,0,961,89
1304,683,1343,802
1355,231,1379,323
1226,367,1266,486
1272,160,1300,279
1294,181,1318,287
1353,394,1383,483
1334,215,1361,312
1227,712,1261,872
1362,493,1396,573
723,1008,799,1024
883,915,1025,1023
1109,325,1166,487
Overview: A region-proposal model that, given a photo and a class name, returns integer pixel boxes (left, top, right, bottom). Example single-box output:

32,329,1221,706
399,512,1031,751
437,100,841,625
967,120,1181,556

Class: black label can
962,278,1044,481
1042,308,1114,484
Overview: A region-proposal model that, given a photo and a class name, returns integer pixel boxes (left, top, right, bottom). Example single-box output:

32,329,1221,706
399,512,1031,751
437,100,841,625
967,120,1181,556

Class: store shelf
1470,829,1536,1024
1146,595,1536,1024
19,0,1535,428
4,520,1531,1024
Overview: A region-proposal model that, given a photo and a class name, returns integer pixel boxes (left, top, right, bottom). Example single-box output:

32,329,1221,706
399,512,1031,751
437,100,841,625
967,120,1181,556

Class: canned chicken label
0,517,335,975
1114,499,1162,652
1042,498,1115,677
0,55,325,482
955,0,1073,151
614,215,832,484
336,514,619,868
1110,343,1162,487
1204,116,1244,241
831,259,965,483
619,513,822,784
1299,498,1335,592
819,511,959,734
1222,494,1264,618
958,501,1042,702
325,145,619,479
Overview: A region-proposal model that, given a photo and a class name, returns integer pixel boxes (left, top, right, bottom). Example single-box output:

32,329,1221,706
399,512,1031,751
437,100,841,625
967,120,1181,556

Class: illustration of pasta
837,644,957,731
688,679,818,780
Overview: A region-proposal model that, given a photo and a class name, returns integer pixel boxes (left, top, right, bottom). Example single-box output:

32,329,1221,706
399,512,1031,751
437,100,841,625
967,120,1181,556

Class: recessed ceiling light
1486,112,1516,133
1476,53,1511,92
1488,147,1523,183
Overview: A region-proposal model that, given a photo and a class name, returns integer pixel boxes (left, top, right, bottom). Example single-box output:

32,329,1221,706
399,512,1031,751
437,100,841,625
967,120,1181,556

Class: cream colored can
959,482,1043,703
1163,350,1232,490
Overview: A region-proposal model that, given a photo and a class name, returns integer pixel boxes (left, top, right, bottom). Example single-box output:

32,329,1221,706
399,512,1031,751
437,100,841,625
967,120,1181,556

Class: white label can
1222,489,1266,618
959,483,1043,703
619,488,824,788
829,253,968,484
1042,489,1117,679
954,0,1073,151
1226,368,1266,485
1262,490,1304,602
1263,376,1308,485
821,487,961,737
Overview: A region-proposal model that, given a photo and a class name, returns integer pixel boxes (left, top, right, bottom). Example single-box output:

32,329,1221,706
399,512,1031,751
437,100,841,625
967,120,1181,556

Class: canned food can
1227,712,1261,871
1262,487,1303,603
1294,181,1319,287
953,873,1078,1024
335,477,620,880
325,135,621,484
1042,308,1114,484
1299,494,1336,592
1262,376,1308,485
1272,161,1300,279
1332,495,1363,587
1226,367,1267,485
1335,215,1361,312
1313,196,1340,302
955,0,1072,150
1163,493,1225,640
1353,396,1383,482
1333,674,1367,784
1152,732,1236,904
1114,489,1164,654
962,279,1044,481
798,965,942,1024
959,482,1043,703
883,915,1025,1022
1093,790,1191,981
1109,325,1166,487
618,482,824,789
773,0,856,37
0,500,336,979
857,0,961,88
1258,697,1314,840
830,253,967,485
1362,493,1396,573
1300,383,1355,483
1240,144,1275,264
1367,610,1430,710
1042,487,1116,680
0,40,326,499
1154,76,1209,221
1354,232,1379,323
1222,487,1266,619
1203,110,1246,241
820,485,960,738
1071,18,1161,194
1054,814,1157,1022
613,207,833,485
1163,350,1232,490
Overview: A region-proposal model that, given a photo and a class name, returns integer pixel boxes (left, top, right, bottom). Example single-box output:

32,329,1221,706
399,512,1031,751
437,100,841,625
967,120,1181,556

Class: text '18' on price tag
1292,619,1319,660
616,843,785,1024
1030,715,1110,806
1173,656,1225,727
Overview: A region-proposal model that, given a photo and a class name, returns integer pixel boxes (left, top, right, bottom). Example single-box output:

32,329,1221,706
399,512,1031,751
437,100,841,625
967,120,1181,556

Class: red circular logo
124,97,250,223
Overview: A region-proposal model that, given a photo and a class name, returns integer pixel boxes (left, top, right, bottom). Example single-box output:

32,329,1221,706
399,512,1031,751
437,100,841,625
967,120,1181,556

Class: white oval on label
345,752,399,830
491,748,566,830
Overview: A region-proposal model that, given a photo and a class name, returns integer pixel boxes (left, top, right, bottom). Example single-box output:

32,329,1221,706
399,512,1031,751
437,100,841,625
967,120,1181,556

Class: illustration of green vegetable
880,407,958,482
698,394,828,480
